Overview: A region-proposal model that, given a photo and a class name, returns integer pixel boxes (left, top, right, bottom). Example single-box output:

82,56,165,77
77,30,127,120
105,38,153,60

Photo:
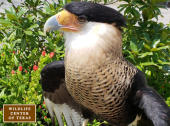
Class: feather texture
41,61,89,126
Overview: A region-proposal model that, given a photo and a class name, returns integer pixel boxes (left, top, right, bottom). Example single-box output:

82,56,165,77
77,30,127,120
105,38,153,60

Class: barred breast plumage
65,56,137,125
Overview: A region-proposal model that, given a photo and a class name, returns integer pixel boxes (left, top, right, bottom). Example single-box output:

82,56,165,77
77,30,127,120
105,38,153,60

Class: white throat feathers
64,22,123,66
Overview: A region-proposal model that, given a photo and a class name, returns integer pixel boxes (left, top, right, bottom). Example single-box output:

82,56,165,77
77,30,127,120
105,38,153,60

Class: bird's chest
65,58,137,121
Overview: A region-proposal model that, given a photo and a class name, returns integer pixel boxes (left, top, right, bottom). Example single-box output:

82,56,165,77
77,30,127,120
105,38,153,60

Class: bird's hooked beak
44,10,80,34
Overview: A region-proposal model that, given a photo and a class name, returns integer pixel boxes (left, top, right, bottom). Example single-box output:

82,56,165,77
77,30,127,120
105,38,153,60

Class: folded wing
40,61,88,126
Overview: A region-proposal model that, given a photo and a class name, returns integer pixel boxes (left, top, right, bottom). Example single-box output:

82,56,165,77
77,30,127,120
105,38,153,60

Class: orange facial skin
56,10,81,32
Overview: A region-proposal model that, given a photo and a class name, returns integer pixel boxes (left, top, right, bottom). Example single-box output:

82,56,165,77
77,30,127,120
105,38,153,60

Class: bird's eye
78,15,87,23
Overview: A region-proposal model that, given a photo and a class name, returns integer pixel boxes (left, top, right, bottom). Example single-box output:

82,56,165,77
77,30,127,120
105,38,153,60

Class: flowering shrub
0,0,64,125
0,0,169,126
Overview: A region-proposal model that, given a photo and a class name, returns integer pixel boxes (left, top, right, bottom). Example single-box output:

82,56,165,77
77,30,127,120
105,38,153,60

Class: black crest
64,2,126,27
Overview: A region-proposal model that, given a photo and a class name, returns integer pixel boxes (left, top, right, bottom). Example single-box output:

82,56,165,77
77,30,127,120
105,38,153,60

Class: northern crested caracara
41,2,170,126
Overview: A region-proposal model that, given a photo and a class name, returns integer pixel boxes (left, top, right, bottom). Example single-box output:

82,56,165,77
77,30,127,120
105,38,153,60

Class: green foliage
0,0,169,125
0,0,64,125
119,0,170,99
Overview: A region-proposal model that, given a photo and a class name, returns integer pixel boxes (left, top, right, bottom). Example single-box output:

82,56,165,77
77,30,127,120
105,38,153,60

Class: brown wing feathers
40,61,88,126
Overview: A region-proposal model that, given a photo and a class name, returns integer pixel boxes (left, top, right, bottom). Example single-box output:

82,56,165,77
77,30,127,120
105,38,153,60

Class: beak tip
43,15,60,34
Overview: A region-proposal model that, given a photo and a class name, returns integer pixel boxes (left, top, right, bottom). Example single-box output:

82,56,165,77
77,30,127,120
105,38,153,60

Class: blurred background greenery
0,0,169,125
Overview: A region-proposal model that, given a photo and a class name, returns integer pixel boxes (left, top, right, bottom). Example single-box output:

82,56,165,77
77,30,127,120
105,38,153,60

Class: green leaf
152,39,160,48
145,70,152,76
138,52,153,58
130,41,138,51
28,24,39,30
124,6,131,15
161,30,169,41
158,60,170,65
140,62,160,67
7,13,18,21
151,46,169,51
13,55,19,65
18,8,27,17
0,19,12,26
131,8,140,18
0,79,7,84
144,44,151,50
143,33,151,42
151,0,167,4
24,30,33,35
0,88,6,98
8,31,16,42
38,31,45,36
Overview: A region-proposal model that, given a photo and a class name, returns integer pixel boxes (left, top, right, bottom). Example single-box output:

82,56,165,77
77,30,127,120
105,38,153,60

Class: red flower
39,105,42,109
44,116,47,119
49,52,55,58
33,65,38,71
13,51,15,54
11,70,15,74
42,51,46,56
25,70,28,73
43,101,45,105
18,66,23,71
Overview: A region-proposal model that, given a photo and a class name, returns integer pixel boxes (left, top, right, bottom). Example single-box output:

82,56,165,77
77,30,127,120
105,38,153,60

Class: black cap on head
64,2,126,27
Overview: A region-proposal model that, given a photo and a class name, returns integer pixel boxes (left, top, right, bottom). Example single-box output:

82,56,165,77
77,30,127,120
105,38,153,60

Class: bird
41,1,170,126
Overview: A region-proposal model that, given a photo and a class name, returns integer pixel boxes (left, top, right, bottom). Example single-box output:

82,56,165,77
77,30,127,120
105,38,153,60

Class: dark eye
78,15,87,23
